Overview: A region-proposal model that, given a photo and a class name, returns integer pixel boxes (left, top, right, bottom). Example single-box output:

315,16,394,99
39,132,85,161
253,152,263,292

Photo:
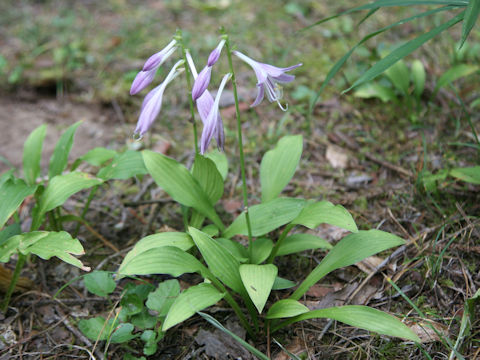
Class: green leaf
266,299,309,319
121,293,144,316
385,59,410,95
460,0,480,47
291,200,358,233
36,172,102,220
224,198,306,238
274,305,420,342
216,237,248,262
309,6,456,111
131,308,157,329
23,124,46,186
146,279,180,316
239,264,277,313
0,231,89,270
0,223,21,247
192,154,224,205
77,147,116,167
353,83,398,103
250,237,273,264
120,232,194,270
118,246,206,277
78,317,109,341
84,270,116,297
205,149,228,180
449,166,480,184
291,230,404,300
0,178,37,229
48,121,81,178
189,227,244,294
344,12,465,93
142,150,224,230
197,312,269,360
110,323,136,343
411,59,426,98
97,150,148,180
433,64,479,95
141,330,158,356
277,233,332,256
162,283,225,331
260,135,303,202
272,276,297,290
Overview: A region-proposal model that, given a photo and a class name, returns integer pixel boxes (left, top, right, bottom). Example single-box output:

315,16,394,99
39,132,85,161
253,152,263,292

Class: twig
95,246,133,271
17,297,120,307
123,198,172,207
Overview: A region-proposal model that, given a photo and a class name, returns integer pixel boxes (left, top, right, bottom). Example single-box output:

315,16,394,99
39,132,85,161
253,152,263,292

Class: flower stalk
224,35,254,261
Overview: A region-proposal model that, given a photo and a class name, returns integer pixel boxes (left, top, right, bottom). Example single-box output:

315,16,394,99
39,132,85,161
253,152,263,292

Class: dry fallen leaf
326,144,349,169
409,321,449,343
356,255,395,274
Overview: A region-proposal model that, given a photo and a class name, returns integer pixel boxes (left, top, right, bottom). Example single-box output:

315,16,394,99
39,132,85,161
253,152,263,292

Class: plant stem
177,30,199,155
266,224,295,264
73,185,98,237
224,35,254,261
1,253,26,313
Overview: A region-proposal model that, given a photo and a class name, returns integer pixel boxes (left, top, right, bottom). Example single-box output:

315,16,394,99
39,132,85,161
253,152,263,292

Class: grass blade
460,0,480,47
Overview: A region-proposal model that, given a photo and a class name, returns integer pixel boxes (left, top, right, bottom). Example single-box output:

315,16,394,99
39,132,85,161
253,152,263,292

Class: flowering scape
130,35,302,154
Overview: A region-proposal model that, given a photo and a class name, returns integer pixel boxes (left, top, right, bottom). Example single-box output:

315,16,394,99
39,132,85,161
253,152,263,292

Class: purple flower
200,73,231,154
233,50,302,110
130,40,177,95
191,39,226,101
134,60,184,137
207,39,225,66
186,50,226,153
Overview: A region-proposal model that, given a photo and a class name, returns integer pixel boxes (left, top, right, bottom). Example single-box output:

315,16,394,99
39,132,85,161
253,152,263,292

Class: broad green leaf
353,83,398,103
120,232,194,268
23,124,46,186
250,237,274,264
192,154,224,205
141,330,158,356
0,230,21,262
450,166,480,184
272,276,297,290
77,147,116,167
0,169,14,187
0,178,37,229
189,227,244,294
162,283,225,331
109,323,136,343
0,223,21,247
121,293,144,316
197,312,269,360
216,237,248,262
385,60,410,95
260,135,303,202
291,230,404,300
460,0,480,47
224,198,306,238
274,305,420,342
205,149,228,180
97,150,147,180
16,231,89,270
277,233,332,256
433,64,479,95
78,317,110,341
239,264,277,313
118,246,206,277
37,172,102,217
48,121,81,178
411,59,426,98
266,299,309,319
84,270,116,297
142,150,224,230
345,12,465,93
291,201,358,233
202,224,219,237
309,6,457,111
131,308,157,329
146,279,180,316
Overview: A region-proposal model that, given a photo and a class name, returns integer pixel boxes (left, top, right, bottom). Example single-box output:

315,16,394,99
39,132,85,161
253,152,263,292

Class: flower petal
259,63,302,77
192,66,212,101
130,69,156,95
142,41,177,71
273,73,295,83
196,90,215,124
251,84,265,107
135,85,165,136
207,39,226,67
